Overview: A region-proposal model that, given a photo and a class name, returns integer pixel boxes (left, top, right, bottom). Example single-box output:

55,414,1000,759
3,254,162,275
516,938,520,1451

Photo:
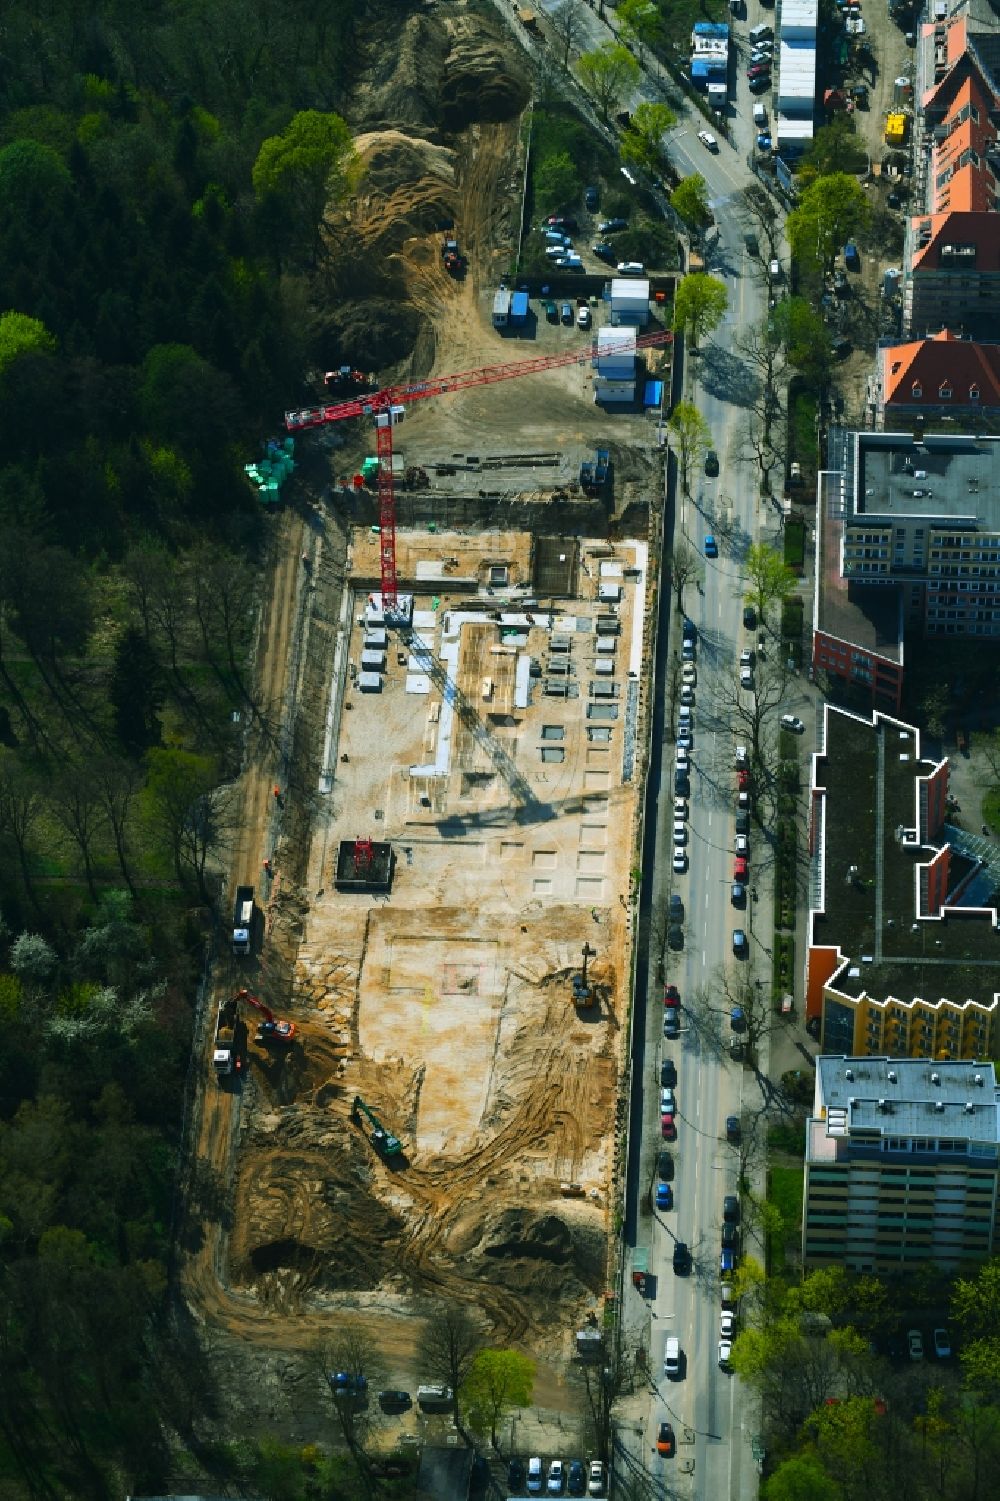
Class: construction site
181,0,673,1440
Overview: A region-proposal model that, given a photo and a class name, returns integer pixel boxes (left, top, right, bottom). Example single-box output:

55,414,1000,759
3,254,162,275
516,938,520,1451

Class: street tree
736,182,780,260
763,1452,842,1501
798,117,868,185
687,959,773,1071
735,319,786,450
252,109,362,266
735,405,785,498
461,1348,534,1448
618,0,664,62
620,100,676,174
670,173,711,231
953,1259,1000,1395
717,653,796,775
670,538,700,614
672,272,728,350
576,42,640,123
666,399,711,495
745,541,798,630
421,1300,484,1427
787,172,870,280
551,0,587,70
574,1320,643,1461
769,296,832,391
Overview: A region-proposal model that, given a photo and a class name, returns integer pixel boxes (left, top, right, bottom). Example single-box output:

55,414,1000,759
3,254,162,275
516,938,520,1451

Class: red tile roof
881,329,1000,408
928,72,999,215
910,209,1000,269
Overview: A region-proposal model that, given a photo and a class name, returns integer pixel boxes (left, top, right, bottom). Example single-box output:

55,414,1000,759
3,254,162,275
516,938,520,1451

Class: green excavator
351,1095,403,1160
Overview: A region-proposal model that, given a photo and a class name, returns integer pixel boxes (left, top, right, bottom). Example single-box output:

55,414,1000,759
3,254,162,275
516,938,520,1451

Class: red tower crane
285,328,673,617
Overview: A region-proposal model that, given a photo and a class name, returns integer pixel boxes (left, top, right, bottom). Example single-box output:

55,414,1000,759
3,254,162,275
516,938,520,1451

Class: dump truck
213,996,242,1078
232,885,254,956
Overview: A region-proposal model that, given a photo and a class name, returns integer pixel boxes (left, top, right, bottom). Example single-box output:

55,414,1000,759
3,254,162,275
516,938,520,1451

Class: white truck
232,885,254,956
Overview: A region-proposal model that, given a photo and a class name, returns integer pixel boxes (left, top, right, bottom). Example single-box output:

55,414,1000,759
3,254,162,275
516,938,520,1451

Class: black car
726,1115,741,1143
561,302,574,325
568,1460,586,1496
658,1149,674,1181
507,1457,526,1490
682,616,696,641
664,1009,680,1038
585,184,599,211
669,893,684,921
668,923,683,950
591,241,616,264
742,604,757,629
736,810,750,835
731,881,746,906
705,449,719,476
378,1389,411,1413
673,1241,691,1274
721,1221,739,1249
661,1058,677,1087
724,1194,740,1222
598,217,628,233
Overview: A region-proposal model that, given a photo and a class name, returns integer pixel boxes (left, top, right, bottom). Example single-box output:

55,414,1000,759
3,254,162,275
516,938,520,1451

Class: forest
0,2,362,1496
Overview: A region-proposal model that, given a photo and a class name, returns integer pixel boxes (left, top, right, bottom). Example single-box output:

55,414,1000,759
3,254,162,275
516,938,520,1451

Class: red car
734,856,749,880
661,1113,677,1139
737,769,750,790
664,985,680,1008
657,1422,676,1457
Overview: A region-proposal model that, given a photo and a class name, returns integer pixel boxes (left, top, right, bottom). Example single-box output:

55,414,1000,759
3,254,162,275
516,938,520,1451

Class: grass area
984,787,1000,828
653,0,729,54
784,516,806,572
773,932,795,1000
767,1164,805,1272
781,594,804,669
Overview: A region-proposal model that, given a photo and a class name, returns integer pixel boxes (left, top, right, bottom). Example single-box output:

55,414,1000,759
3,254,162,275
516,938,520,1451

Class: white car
679,704,692,725
734,743,748,768
587,1459,607,1496
680,684,695,705
698,129,719,151
682,663,696,685
672,850,687,873
616,261,645,275
660,1088,676,1113
740,666,753,689
719,1337,733,1368
577,305,591,328
673,822,687,847
781,714,805,733
735,834,749,854
769,257,781,279
527,1456,544,1494
674,796,688,818
676,744,689,767
547,1458,565,1494
721,1309,735,1337
739,648,754,667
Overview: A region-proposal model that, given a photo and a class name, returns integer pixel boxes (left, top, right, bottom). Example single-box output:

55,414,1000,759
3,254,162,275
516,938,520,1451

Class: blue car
704,534,718,558
757,131,772,151
720,1248,735,1273
656,1182,674,1210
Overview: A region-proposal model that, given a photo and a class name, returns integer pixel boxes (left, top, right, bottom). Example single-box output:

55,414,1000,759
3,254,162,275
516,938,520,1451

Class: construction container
884,111,908,145
364,628,388,648
360,649,386,670
492,288,512,328
594,658,614,676
511,290,529,324
357,672,382,692
609,278,650,327
893,76,912,105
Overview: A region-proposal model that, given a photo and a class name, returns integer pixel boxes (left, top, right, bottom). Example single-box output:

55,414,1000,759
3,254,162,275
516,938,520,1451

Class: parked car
672,850,687,873
740,665,753,689
547,1458,566,1494
908,1329,924,1361
560,302,574,325
616,261,645,276
527,1456,544,1494
769,257,781,279
733,929,748,956
669,894,684,921
587,1459,607,1495
664,1008,680,1037
704,534,718,557
721,1221,739,1248
705,449,719,475
661,1112,676,1140
660,1088,676,1114
656,1421,676,1456
508,1457,527,1491
844,239,861,270
698,129,719,151
726,1115,741,1142
592,241,617,264
585,185,599,211
680,684,694,705
735,834,749,854
732,880,746,905
568,1460,586,1496
757,131,772,151
743,604,757,628
673,1241,690,1274
682,638,695,661
724,1194,740,1221
933,1327,951,1358
781,714,805,733
657,1149,674,1180
720,1248,735,1273
733,855,749,880
544,299,558,323
378,1389,411,1412
656,1181,673,1210
719,1338,733,1368
546,215,579,231
682,663,696,685
747,63,771,79
661,1057,677,1086
663,984,680,1009
749,74,771,93
598,217,628,234
668,921,684,947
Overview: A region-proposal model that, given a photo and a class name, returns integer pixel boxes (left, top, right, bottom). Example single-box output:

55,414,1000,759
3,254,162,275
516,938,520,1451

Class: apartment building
871,329,1000,428
805,704,1000,1059
803,1055,1000,1270
904,0,1000,336
814,429,1000,706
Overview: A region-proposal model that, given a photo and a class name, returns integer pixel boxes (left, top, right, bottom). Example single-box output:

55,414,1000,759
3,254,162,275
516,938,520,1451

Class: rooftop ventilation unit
931,1072,941,1084
965,1102,975,1113
878,1098,892,1113
845,1068,854,1081
974,1073,984,1086
934,1100,945,1111
888,1070,898,1083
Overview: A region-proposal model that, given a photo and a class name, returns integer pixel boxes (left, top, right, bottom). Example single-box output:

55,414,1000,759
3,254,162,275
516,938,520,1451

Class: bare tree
686,959,773,1072
49,762,108,900
316,1328,383,1501
734,405,785,498
574,1319,644,1463
421,1300,485,1427
735,183,781,261
551,0,587,70
0,753,45,919
735,317,787,449
669,539,701,615
92,757,139,897
714,654,796,777
188,544,258,708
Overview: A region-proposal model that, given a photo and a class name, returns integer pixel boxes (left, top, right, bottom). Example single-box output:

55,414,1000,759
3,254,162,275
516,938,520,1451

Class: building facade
803,1056,1000,1271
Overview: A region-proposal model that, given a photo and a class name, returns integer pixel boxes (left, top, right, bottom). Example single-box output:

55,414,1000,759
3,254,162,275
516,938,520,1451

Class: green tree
0,139,70,213
764,1453,841,1501
621,100,675,173
666,399,711,496
576,43,640,122
0,312,56,375
953,1257,1000,1393
252,109,361,264
672,272,728,350
787,172,870,279
769,296,831,389
670,174,711,231
744,541,798,628
799,117,868,184
535,151,580,212
462,1348,534,1447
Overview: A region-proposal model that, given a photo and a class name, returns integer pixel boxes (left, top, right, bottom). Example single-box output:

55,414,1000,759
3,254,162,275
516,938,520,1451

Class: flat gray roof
853,431,1000,527
817,1055,1000,1142
816,468,904,661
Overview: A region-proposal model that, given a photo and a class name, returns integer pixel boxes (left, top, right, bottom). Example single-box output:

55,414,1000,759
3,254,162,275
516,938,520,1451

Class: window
970,384,980,400
939,383,952,398
912,383,923,398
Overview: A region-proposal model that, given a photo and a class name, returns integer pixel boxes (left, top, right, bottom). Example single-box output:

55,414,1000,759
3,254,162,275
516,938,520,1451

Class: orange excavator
212,989,296,1078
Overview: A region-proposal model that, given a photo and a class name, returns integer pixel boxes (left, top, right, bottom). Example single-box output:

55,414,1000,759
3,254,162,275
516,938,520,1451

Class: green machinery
351,1094,403,1160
